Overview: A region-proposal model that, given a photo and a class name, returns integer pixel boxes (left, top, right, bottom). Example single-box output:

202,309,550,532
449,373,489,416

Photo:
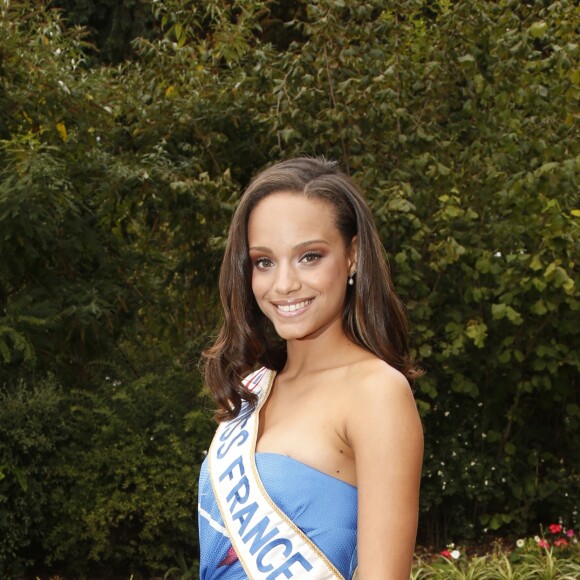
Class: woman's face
248,192,356,342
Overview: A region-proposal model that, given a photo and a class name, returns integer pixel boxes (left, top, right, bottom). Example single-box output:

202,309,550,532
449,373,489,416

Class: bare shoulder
340,358,423,444
345,358,415,407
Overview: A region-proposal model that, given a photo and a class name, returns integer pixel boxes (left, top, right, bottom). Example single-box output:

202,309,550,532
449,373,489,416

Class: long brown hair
202,157,421,421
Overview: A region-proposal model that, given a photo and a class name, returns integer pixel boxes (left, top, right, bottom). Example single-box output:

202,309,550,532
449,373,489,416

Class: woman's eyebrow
293,239,330,250
249,239,330,253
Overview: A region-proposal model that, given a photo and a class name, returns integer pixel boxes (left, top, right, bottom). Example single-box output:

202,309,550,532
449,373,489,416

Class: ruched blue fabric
198,453,358,579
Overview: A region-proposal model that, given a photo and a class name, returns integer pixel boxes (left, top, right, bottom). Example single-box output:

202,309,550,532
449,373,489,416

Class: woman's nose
273,263,301,294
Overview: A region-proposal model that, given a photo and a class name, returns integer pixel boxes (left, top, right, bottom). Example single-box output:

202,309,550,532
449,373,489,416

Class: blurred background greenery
0,0,578,576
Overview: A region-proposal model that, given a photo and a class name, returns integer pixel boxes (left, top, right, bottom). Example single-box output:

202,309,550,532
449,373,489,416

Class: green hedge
0,0,578,576
0,374,213,577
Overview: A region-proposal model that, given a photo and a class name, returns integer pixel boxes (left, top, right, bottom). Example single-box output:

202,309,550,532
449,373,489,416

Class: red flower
549,523,563,534
537,539,550,549
554,538,568,548
439,549,452,558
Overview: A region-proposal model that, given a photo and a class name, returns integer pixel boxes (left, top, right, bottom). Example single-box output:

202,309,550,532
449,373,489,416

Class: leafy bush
0,371,213,576
0,377,67,576
43,371,213,577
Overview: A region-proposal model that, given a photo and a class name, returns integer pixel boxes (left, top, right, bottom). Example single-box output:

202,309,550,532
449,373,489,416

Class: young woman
198,158,423,579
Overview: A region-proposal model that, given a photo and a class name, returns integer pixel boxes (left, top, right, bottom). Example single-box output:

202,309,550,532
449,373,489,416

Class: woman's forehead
248,192,341,248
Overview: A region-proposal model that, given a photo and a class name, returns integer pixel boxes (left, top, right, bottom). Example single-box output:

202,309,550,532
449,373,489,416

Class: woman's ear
348,235,358,275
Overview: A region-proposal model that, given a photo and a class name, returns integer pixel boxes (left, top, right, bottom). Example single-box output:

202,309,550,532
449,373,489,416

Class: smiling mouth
274,299,313,314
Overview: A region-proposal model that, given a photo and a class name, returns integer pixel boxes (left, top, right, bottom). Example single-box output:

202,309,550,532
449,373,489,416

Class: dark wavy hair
202,157,421,421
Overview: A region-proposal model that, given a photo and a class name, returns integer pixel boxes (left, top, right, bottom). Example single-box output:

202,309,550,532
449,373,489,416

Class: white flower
450,550,460,559
516,539,525,548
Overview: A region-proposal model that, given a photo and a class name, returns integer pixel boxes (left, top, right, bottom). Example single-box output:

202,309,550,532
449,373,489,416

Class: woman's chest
256,382,357,486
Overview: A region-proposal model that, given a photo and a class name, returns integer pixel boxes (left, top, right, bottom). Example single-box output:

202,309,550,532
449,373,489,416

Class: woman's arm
347,364,424,579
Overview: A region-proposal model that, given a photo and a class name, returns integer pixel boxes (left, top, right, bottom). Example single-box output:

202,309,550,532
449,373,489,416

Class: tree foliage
0,0,578,575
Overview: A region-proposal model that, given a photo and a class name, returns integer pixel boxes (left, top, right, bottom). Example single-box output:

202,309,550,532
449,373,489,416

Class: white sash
208,367,345,579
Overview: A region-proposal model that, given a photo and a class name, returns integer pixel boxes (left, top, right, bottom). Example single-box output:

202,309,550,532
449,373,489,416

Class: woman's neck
282,321,359,378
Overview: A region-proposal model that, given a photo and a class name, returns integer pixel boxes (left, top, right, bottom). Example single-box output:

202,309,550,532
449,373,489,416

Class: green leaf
465,320,488,348
531,299,547,315
534,161,559,176
498,349,512,363
491,303,507,320
174,22,183,43
505,442,516,455
529,255,542,271
529,21,548,38
458,54,476,65
505,306,524,325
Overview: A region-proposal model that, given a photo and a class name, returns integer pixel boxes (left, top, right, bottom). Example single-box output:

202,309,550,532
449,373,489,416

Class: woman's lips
273,298,314,316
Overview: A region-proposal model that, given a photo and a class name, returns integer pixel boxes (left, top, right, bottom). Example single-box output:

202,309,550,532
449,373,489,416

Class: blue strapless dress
198,453,358,579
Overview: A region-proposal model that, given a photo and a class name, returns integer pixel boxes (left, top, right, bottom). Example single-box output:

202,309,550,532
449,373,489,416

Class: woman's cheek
251,278,269,310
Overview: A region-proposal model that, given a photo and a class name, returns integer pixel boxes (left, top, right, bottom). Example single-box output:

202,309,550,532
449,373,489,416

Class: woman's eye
301,251,322,264
254,257,273,269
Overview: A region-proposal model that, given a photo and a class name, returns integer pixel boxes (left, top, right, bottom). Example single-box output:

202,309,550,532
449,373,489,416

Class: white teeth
277,300,312,313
